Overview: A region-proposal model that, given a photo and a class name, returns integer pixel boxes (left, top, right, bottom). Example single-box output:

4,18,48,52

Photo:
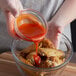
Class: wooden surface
0,52,76,76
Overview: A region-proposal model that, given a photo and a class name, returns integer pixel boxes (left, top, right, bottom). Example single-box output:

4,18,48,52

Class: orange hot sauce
16,13,47,65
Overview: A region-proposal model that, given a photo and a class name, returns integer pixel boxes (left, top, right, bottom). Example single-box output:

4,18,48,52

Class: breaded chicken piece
26,52,36,65
39,38,55,49
20,44,36,58
19,56,33,66
21,44,36,53
38,48,65,58
38,48,65,67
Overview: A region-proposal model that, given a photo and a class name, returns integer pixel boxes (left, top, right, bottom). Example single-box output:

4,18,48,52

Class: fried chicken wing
19,38,65,68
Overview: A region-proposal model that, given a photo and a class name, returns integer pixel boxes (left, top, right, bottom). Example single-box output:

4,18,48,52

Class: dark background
71,19,76,52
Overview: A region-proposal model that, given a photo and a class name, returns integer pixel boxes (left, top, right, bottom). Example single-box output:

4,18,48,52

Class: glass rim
11,33,73,71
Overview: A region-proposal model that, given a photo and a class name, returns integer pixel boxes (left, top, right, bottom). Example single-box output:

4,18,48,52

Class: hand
0,0,23,16
0,0,23,38
46,22,64,48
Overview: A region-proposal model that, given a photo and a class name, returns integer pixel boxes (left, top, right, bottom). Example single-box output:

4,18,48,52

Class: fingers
0,0,23,17
46,22,62,48
2,0,23,38
4,11,18,38
9,0,23,17
7,0,23,17
7,5,18,17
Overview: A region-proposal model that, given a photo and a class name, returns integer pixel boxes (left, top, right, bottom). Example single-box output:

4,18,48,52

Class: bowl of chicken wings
11,34,73,76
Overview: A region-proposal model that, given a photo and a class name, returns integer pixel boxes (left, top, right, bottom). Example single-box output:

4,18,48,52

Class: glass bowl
11,34,73,76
